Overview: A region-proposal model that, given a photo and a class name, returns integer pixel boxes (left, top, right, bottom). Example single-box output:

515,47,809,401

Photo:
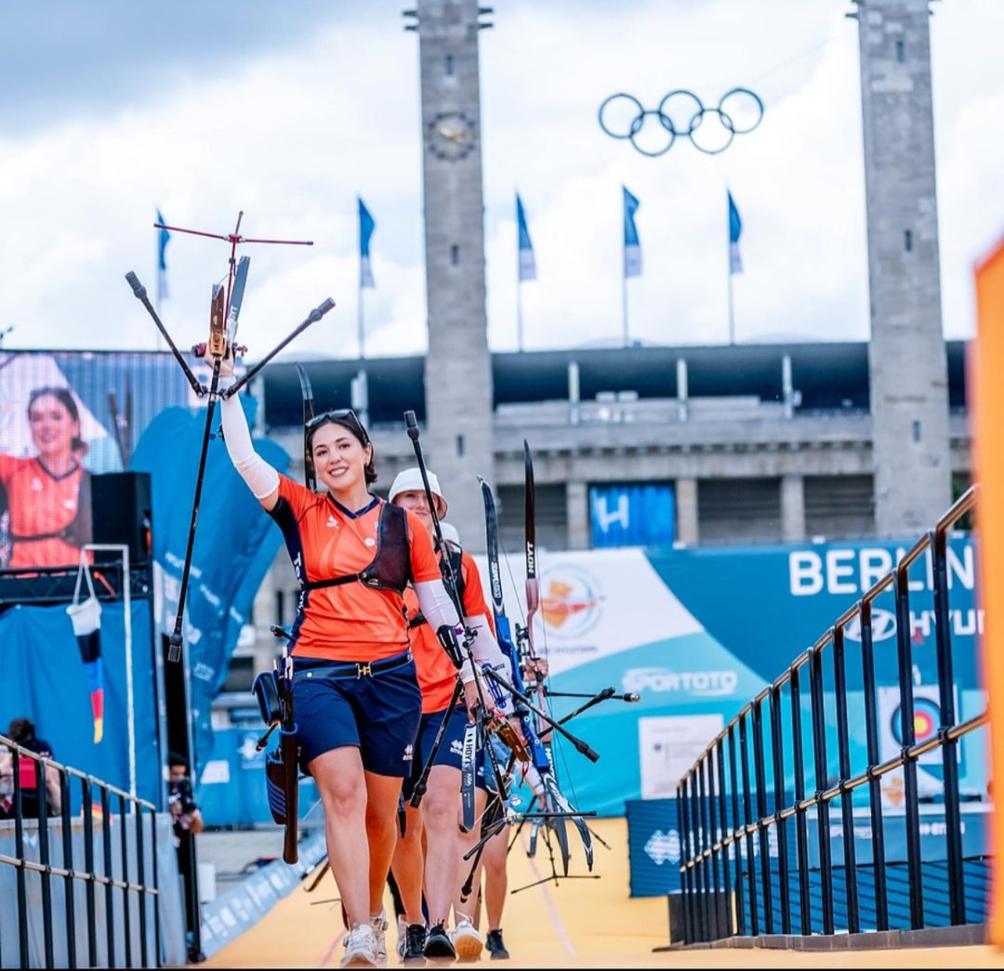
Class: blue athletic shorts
403,705,490,799
292,651,422,778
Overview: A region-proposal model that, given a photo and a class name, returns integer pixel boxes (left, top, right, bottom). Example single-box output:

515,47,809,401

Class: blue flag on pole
358,197,376,289
156,209,170,304
623,186,642,278
516,193,537,282
728,190,743,274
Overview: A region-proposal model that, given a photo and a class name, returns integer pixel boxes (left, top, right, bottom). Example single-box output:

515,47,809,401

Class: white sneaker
370,912,388,966
342,923,379,968
452,918,484,963
396,915,408,960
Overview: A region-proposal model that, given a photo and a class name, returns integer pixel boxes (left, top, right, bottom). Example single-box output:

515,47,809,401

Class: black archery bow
401,411,510,813
518,439,595,876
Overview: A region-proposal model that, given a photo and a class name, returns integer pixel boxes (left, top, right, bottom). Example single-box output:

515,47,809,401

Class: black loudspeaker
90,472,153,565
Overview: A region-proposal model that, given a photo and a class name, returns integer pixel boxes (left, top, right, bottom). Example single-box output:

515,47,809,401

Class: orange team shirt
269,473,441,663
0,455,90,569
405,551,497,714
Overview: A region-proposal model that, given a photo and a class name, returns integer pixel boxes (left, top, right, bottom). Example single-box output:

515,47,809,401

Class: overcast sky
1,0,1002,357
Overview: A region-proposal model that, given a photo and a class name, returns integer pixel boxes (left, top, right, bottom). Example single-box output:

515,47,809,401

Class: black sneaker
486,929,509,961
403,924,428,965
423,923,456,960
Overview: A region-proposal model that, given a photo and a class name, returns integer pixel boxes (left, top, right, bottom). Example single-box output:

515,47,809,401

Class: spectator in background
168,751,204,956
0,386,92,570
0,717,62,819
168,752,204,839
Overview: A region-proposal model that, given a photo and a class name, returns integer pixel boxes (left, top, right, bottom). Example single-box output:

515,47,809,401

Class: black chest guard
303,501,411,594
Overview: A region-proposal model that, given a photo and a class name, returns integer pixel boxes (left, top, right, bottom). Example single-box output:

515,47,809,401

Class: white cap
440,521,461,548
389,467,448,517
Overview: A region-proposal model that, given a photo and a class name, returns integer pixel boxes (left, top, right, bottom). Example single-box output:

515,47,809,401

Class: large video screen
0,351,195,570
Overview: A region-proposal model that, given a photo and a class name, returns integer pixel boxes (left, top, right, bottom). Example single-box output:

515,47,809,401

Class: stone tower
853,0,952,536
406,0,495,551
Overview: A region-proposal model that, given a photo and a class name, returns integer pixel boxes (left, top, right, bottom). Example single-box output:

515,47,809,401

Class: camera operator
168,751,204,840
168,752,204,957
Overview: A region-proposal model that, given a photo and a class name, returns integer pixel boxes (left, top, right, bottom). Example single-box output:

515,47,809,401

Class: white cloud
0,0,1001,357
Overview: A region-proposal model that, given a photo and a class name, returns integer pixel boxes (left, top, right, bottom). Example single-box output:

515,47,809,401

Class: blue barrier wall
626,798,681,898
0,600,160,807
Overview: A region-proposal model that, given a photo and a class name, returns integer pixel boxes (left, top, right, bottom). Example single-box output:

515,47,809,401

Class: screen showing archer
0,351,193,570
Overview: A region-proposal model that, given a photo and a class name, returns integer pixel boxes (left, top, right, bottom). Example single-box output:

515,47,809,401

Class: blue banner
131,396,289,768
589,484,675,548
481,538,985,816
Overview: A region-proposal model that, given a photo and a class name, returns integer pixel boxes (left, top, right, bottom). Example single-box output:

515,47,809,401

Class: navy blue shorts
292,651,422,778
403,705,490,799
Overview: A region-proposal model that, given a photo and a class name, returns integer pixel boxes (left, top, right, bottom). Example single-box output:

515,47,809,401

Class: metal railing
676,486,986,943
0,734,160,968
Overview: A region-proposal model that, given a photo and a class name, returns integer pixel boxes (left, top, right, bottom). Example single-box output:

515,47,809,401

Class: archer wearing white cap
387,467,518,963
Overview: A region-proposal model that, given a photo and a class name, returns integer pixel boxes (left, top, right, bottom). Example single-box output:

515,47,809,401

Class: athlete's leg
309,746,370,926
421,763,464,926
483,824,509,931
364,770,406,918
390,803,426,925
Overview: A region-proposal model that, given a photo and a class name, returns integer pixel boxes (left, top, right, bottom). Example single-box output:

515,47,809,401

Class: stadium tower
853,0,952,536
405,0,495,550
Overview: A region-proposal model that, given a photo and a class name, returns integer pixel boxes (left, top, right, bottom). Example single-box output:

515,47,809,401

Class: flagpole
358,280,366,359
727,246,735,346
154,243,164,353
517,279,524,352
622,265,629,347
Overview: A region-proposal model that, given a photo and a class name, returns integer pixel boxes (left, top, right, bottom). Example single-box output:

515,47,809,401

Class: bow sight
125,211,335,663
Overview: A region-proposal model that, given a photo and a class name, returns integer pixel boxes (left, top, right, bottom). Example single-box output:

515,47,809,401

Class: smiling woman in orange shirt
0,387,92,570
216,358,463,969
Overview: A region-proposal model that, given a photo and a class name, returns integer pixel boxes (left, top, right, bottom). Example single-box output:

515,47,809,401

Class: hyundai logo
844,608,897,643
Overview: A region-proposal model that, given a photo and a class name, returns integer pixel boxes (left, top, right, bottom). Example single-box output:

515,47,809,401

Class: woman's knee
422,788,457,833
313,761,365,818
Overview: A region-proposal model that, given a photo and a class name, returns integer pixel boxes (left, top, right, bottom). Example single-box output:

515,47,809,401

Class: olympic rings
597,87,764,157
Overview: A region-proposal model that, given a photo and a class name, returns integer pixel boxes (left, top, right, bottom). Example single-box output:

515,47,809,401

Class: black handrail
0,734,161,967
677,486,984,943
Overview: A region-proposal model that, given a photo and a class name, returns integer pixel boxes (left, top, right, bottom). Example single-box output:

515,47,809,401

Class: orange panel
975,238,1004,945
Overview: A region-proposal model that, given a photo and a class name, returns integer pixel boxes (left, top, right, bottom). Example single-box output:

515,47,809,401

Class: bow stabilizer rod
124,271,204,396
223,299,335,399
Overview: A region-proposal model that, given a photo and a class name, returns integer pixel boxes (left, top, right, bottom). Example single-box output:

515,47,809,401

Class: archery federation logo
644,828,681,866
539,565,603,638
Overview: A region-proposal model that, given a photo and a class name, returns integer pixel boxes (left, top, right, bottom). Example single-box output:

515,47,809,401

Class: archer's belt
293,649,413,681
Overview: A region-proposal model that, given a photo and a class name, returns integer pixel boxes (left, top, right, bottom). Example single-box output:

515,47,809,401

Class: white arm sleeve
464,613,515,716
415,579,460,627
219,394,280,500
415,579,481,684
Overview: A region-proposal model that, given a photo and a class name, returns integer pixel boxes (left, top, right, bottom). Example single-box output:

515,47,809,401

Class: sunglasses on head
305,409,370,446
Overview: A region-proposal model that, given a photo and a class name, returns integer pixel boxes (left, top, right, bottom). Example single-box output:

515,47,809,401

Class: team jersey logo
402,743,414,762
326,515,338,528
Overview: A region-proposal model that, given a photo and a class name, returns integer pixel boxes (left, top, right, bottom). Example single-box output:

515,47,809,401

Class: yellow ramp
206,818,1004,968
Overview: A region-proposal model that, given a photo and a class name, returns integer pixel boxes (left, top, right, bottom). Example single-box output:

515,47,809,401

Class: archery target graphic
879,685,959,770
890,696,940,748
